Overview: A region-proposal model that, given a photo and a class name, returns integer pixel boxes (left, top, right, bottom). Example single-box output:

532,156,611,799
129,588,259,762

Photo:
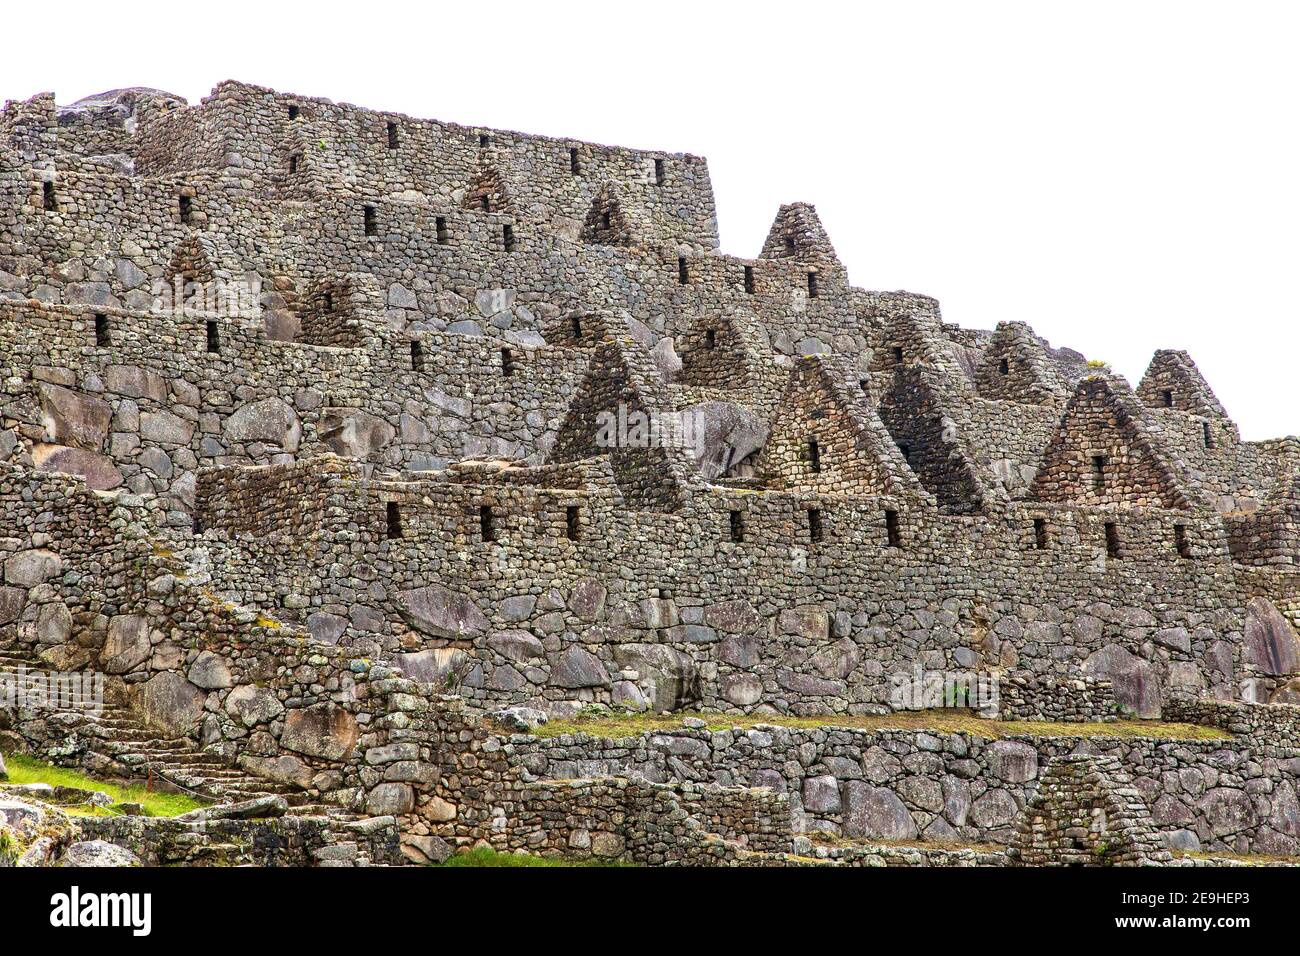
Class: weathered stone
281,703,360,761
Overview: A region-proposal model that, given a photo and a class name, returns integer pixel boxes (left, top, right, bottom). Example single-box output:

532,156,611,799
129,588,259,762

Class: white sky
3,1,1295,439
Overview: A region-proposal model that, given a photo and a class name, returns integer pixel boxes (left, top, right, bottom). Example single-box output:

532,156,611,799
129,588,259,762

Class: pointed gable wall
1029,376,1204,510
677,310,769,392
757,355,927,501
758,202,847,283
974,321,1070,404
548,315,698,510
1137,350,1229,419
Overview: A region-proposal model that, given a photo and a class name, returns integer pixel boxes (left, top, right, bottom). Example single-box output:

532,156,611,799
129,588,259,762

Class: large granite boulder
1082,643,1162,718
36,383,111,451
137,672,207,737
842,782,918,840
319,408,396,458
1244,598,1300,677
678,400,768,480
280,703,359,761
61,840,141,867
224,397,301,452
31,444,123,491
397,585,489,639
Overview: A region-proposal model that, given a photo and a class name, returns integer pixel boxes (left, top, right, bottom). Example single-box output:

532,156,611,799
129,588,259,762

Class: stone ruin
1007,754,1172,866
0,81,1298,865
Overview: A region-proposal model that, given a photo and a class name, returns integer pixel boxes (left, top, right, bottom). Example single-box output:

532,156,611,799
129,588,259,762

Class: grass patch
3,754,208,817
439,846,633,867
532,709,1232,742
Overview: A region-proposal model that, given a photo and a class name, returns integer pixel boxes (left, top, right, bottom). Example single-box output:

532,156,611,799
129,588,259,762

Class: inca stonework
2,81,1299,867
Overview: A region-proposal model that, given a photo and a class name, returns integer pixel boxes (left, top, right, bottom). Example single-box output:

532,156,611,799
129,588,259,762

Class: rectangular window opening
436,216,450,244
807,507,823,544
503,224,515,251
479,133,491,148
1034,517,1049,550
570,147,580,175
744,265,755,294
1162,389,1174,408
1105,521,1122,559
480,504,497,542
808,436,821,473
885,509,902,548
729,510,745,543
410,340,425,372
898,442,911,465
364,204,378,236
42,181,56,211
807,272,819,298
705,329,717,349
678,256,689,285
566,505,581,541
1175,523,1192,559
288,153,300,174
654,158,666,186
501,347,515,377
386,502,403,539
1203,421,1215,449
179,194,193,224
1091,455,1107,490
999,357,1010,375
892,345,904,366
387,121,399,149
206,320,220,354
571,316,582,342
94,313,110,347
601,210,611,229
288,104,300,120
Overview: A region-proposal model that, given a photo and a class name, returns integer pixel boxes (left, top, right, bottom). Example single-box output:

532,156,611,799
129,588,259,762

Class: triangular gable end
1029,376,1205,510
548,322,699,510
1136,350,1230,420
975,321,1070,404
757,355,928,501
758,202,843,272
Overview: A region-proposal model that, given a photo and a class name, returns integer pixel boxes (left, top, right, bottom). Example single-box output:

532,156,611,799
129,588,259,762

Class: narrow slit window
885,509,902,548
808,437,821,473
42,181,56,211
744,265,755,294
729,510,745,543
999,357,1010,375
601,210,612,229
807,507,823,543
501,347,515,377
898,442,911,465
436,216,450,244
364,205,377,236
503,224,515,251
1034,517,1049,550
678,256,689,285
94,313,110,347
1174,523,1191,559
322,291,334,312
1091,455,1107,490
654,158,665,186
410,340,425,372
570,147,580,175
1203,421,1214,449
1105,522,1122,559
784,235,796,252
566,505,581,541
705,329,717,349
807,272,819,298
179,194,193,224
288,153,300,174
288,104,300,120
1162,389,1174,408
571,316,582,342
480,504,496,542
892,345,904,365
387,121,399,149
479,133,491,148
386,502,403,539
206,320,220,354
480,194,491,212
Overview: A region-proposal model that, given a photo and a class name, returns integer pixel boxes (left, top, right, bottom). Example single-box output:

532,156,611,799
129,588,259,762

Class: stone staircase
0,647,306,807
